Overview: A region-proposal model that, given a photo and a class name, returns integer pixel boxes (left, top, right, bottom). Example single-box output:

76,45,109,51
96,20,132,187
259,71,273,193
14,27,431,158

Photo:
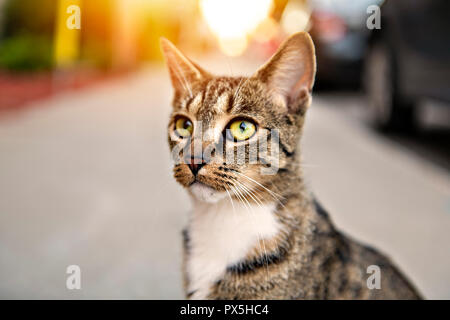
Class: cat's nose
188,157,205,176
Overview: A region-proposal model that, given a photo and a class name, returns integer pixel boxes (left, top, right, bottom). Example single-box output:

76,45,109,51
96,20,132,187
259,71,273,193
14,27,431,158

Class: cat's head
162,32,316,203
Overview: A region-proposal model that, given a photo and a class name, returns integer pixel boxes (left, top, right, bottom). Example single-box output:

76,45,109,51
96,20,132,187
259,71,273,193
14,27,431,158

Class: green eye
227,119,256,141
175,117,193,138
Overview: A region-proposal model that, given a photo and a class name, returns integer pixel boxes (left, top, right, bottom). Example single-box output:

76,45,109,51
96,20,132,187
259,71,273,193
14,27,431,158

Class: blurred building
0,0,203,72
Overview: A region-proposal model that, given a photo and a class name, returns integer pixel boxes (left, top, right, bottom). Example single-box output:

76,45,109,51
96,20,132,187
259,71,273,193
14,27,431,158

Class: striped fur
162,33,421,299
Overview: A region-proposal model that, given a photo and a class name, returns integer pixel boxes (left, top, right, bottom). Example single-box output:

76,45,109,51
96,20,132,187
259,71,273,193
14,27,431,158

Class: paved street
0,63,449,299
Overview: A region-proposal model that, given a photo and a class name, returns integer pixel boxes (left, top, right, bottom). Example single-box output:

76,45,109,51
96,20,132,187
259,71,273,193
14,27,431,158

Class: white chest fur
186,198,279,299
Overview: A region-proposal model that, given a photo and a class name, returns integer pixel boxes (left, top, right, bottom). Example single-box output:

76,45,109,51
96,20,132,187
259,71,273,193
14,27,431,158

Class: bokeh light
199,0,273,56
281,1,311,35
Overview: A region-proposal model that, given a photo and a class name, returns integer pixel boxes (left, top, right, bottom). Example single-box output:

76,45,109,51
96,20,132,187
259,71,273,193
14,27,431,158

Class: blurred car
364,0,450,130
308,0,381,89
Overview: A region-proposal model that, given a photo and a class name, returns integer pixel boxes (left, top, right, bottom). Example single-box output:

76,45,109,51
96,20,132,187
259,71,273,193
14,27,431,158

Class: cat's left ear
160,38,210,96
254,32,316,114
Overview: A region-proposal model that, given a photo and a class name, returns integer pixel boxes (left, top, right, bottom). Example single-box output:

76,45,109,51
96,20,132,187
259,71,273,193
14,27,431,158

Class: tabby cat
161,32,421,299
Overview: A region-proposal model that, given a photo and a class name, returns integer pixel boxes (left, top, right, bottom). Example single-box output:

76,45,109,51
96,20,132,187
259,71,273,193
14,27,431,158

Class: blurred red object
311,11,347,42
0,70,126,115
0,73,52,113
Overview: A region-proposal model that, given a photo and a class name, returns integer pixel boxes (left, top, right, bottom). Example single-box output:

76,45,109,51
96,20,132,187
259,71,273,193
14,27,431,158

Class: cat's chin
189,182,227,203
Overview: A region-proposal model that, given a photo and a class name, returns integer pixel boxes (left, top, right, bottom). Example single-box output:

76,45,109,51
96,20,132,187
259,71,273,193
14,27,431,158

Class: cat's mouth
173,163,234,203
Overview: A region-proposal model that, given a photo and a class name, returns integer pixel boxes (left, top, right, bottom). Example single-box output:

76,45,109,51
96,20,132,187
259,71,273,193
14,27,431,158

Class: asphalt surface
0,64,449,299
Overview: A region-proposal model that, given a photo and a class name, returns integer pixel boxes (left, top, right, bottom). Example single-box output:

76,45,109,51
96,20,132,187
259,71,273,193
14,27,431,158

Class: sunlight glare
200,0,273,56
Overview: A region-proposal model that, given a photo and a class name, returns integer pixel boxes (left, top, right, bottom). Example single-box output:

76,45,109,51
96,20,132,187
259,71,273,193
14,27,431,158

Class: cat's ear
255,32,316,113
160,38,210,95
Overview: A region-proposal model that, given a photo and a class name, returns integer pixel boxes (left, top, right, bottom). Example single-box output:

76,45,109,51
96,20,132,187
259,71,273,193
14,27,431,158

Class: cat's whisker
231,183,252,213
232,177,297,284
226,186,246,281
232,171,286,208
231,187,266,259
224,185,239,224
235,180,264,207
224,186,236,212
229,181,271,282
233,171,284,199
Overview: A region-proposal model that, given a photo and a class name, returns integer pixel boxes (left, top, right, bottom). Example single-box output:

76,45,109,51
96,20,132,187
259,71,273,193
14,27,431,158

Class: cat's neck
186,196,281,299
189,196,281,238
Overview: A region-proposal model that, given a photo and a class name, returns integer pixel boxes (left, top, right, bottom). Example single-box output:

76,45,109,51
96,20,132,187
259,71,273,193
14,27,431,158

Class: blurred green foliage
0,0,55,71
0,34,53,71
1,0,56,38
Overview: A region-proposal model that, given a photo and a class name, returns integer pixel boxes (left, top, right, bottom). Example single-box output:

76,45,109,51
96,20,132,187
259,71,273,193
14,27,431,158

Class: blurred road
0,63,449,299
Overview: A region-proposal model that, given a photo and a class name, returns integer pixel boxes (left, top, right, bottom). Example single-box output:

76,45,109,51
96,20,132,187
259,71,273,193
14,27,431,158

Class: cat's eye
226,119,256,141
175,117,193,138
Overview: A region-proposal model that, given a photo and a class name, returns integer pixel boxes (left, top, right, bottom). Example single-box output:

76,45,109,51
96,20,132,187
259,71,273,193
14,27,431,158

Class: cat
161,32,422,299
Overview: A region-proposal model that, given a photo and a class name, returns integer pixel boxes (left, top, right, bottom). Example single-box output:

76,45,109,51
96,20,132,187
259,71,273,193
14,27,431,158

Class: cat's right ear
160,38,210,95
254,32,316,114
